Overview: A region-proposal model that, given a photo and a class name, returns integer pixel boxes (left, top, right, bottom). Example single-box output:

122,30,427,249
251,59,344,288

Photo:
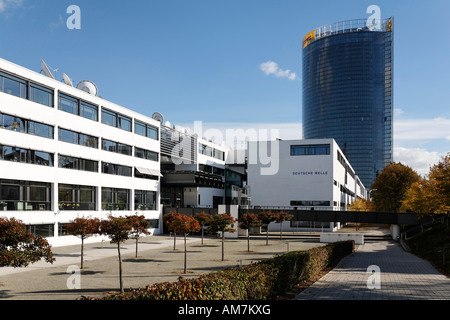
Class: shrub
91,240,354,300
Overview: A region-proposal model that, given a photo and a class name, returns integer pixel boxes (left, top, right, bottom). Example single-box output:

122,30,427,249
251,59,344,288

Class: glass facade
302,20,393,188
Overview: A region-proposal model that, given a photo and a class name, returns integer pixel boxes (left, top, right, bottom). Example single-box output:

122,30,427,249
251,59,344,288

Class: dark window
58,184,96,211
290,144,330,156
101,139,132,156
58,128,98,149
0,145,53,166
102,162,132,177
102,108,132,132
30,84,53,107
58,155,98,173
101,187,130,211
135,120,158,140
0,179,51,211
58,93,98,121
135,190,157,211
135,147,158,162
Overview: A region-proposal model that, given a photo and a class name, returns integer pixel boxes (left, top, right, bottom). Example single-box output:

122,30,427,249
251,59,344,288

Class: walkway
295,234,450,300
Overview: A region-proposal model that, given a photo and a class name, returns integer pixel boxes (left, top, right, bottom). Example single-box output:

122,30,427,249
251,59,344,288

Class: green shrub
94,240,354,300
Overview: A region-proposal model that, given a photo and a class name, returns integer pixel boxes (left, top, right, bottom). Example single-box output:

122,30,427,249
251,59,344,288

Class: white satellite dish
152,112,164,123
62,73,74,87
76,80,98,96
164,121,171,128
41,59,56,79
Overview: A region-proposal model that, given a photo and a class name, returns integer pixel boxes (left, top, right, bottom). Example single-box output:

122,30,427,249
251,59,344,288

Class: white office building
247,139,367,231
0,58,162,246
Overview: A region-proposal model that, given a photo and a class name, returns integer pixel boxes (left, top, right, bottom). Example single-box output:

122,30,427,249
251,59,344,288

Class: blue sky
0,0,449,175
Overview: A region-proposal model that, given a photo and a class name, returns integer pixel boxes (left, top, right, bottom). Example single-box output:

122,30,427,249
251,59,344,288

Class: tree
274,211,294,240
348,198,376,212
238,213,261,252
66,217,100,269
401,154,450,221
170,214,201,273
126,215,150,258
0,217,55,268
164,211,181,250
194,212,212,245
100,215,132,294
208,213,236,261
371,162,420,212
258,210,277,245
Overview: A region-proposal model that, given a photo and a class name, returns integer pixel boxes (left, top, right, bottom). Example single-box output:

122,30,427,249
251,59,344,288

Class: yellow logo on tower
302,29,316,49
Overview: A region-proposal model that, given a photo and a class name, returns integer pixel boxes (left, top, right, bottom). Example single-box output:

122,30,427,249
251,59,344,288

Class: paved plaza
1,224,450,300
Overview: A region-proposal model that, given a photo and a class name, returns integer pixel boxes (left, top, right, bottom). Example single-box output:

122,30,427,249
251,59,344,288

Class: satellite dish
41,59,55,79
76,80,98,96
152,112,164,123
164,121,171,128
62,73,74,87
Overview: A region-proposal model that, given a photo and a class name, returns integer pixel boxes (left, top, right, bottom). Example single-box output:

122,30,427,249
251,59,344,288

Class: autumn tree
238,213,261,252
100,215,133,294
126,215,150,258
208,213,236,261
274,211,294,240
402,154,450,220
170,214,201,273
0,217,55,268
371,162,420,212
194,212,212,245
348,198,376,212
164,211,181,250
258,210,277,245
66,217,100,269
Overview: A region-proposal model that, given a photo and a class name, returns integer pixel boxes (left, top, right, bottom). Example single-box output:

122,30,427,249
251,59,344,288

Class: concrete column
390,224,400,240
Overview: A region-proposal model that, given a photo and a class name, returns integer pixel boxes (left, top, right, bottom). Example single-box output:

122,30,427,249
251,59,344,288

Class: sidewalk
295,234,450,300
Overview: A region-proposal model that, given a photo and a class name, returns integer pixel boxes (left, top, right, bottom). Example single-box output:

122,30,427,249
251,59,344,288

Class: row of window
26,219,160,238
0,72,53,107
290,144,330,156
0,69,159,139
0,112,54,139
0,179,157,212
199,144,225,161
0,145,159,179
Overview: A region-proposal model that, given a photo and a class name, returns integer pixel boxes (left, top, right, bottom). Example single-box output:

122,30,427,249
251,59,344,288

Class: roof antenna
41,59,58,79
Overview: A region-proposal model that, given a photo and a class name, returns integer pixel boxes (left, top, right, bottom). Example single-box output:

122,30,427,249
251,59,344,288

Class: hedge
91,240,354,300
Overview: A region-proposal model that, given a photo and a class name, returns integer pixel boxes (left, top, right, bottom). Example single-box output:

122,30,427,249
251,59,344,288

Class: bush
93,240,354,300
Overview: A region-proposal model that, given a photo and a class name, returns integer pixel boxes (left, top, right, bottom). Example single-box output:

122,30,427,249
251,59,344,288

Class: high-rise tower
302,18,393,188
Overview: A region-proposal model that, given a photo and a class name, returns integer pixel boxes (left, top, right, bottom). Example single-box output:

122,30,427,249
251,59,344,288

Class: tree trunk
135,237,139,258
184,233,187,273
247,232,250,252
222,232,225,261
266,228,269,246
280,222,283,240
173,232,177,250
201,225,204,245
80,238,84,269
117,242,123,294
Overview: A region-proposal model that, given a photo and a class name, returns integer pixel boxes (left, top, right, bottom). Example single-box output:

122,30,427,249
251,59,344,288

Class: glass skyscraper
302,18,393,188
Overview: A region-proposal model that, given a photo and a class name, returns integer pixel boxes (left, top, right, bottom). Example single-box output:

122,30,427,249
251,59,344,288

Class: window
58,155,98,173
290,200,331,207
101,139,132,156
0,145,54,166
58,128,98,149
135,120,158,140
102,108,132,131
135,190,157,211
0,113,54,139
102,187,130,210
0,179,51,211
30,83,53,107
26,224,54,238
290,144,330,156
102,162,132,177
135,147,158,162
0,72,27,98
58,93,98,121
58,184,96,211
